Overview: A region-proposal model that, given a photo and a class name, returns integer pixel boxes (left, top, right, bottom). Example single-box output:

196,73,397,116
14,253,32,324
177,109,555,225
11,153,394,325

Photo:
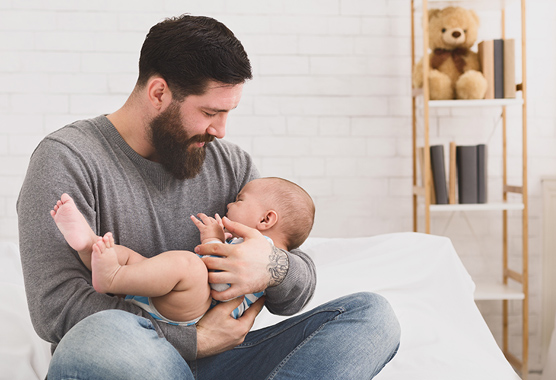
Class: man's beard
149,102,215,180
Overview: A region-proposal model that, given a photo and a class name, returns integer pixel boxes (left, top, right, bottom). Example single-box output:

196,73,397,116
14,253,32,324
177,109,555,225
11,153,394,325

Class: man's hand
195,217,289,301
196,296,265,358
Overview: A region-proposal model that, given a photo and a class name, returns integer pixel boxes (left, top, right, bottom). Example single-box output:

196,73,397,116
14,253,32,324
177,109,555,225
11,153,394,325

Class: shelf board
428,98,523,108
429,202,524,212
474,281,525,301
411,89,523,108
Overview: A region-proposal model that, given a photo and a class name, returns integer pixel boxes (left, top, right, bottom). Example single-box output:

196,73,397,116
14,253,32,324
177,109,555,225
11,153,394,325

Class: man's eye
204,111,217,117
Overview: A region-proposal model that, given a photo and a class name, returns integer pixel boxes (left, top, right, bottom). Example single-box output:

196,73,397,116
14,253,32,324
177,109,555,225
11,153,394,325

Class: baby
50,177,315,326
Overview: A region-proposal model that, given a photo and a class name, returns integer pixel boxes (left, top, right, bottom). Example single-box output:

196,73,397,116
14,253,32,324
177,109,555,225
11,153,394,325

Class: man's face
149,82,243,179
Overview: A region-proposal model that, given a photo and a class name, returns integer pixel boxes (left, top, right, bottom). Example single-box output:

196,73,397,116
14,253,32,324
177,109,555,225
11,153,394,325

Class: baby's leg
92,235,212,322
151,255,212,323
51,193,98,269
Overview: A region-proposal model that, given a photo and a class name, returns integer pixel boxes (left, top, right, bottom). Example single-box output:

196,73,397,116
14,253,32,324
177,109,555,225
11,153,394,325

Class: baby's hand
214,213,233,241
191,213,226,244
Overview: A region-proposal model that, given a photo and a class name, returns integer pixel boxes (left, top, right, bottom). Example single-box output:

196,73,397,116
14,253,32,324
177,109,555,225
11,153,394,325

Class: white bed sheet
0,242,50,380
1,233,520,379
253,232,521,380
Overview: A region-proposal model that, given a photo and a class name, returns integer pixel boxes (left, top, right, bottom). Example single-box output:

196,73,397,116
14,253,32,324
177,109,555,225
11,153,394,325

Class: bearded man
17,14,400,380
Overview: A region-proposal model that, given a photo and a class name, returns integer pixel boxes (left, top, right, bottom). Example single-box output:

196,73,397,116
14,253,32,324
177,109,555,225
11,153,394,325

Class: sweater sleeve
17,138,198,360
264,248,316,316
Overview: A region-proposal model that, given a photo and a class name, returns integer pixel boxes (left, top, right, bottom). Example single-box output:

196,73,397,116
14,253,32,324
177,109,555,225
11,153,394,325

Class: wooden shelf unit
410,0,528,377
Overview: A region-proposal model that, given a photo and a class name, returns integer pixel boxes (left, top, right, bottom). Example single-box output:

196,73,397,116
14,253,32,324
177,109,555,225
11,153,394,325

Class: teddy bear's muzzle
442,28,465,46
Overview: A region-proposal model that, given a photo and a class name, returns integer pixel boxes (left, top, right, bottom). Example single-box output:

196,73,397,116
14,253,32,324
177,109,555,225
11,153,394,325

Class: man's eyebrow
203,105,238,113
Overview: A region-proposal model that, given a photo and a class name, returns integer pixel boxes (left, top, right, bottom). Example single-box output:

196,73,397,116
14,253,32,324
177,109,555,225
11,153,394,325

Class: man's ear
257,210,278,231
147,77,172,111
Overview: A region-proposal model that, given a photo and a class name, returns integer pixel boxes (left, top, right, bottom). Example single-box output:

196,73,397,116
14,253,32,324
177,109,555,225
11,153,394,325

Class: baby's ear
258,210,278,230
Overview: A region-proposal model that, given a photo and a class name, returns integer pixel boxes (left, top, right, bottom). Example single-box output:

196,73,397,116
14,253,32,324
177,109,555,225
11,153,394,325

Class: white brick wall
1,0,555,374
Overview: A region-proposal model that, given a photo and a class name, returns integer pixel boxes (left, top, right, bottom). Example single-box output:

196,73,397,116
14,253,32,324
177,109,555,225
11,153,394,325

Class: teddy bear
412,6,487,100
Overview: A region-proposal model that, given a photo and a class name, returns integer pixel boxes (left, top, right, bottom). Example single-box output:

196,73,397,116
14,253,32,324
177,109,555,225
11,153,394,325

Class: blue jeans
48,292,400,380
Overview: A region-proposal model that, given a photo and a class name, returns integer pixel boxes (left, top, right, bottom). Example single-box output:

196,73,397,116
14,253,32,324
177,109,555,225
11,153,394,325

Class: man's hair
261,178,315,251
137,14,252,99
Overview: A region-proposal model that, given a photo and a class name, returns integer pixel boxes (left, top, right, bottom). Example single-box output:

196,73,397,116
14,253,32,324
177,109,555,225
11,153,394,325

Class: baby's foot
51,193,97,255
91,233,121,294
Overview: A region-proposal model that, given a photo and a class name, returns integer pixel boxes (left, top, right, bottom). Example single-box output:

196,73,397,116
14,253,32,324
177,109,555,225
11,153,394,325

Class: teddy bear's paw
456,70,488,99
429,70,454,100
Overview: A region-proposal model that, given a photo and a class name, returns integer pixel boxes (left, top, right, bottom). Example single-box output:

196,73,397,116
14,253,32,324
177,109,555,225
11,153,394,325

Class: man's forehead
191,82,243,109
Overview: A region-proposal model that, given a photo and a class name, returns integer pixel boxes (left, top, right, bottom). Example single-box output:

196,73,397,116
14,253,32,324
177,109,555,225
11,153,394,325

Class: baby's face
226,180,267,229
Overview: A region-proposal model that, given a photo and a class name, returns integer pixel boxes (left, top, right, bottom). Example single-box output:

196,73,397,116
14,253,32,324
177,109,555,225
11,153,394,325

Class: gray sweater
17,115,316,360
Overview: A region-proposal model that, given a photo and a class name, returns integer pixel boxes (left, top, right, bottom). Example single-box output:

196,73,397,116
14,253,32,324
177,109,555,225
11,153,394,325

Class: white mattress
1,233,520,379
0,242,50,380
253,232,521,379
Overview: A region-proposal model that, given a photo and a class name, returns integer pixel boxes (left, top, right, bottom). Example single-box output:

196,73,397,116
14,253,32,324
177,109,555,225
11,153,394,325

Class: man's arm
264,245,316,315
18,141,137,341
17,138,199,360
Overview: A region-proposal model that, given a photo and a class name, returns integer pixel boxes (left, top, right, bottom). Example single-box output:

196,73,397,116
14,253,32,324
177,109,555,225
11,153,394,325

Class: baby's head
226,177,315,251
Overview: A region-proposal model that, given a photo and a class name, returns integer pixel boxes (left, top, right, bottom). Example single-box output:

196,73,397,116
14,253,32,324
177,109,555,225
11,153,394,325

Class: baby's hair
258,177,315,251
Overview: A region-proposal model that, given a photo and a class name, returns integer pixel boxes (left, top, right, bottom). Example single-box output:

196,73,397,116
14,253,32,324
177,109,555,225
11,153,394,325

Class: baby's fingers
199,213,218,225
215,213,225,228
190,214,205,228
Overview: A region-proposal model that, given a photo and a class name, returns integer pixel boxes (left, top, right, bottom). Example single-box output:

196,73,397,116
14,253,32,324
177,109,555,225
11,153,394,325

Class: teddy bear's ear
428,8,441,21
469,9,480,25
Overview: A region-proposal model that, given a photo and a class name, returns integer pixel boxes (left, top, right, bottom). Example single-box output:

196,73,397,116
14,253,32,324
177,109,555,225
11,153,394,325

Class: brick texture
1,0,555,373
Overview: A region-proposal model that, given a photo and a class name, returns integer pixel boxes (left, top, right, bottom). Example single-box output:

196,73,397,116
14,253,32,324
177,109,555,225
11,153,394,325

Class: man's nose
207,113,228,139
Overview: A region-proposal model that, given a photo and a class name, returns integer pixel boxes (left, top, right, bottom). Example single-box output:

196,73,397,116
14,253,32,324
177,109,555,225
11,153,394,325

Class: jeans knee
49,310,192,379
348,292,401,349
51,310,152,360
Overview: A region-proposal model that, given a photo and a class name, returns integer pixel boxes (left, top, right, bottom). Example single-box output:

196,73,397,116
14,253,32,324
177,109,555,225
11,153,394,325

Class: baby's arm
191,213,226,244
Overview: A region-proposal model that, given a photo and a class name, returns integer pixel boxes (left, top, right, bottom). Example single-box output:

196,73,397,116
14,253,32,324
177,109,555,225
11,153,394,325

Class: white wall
1,0,555,375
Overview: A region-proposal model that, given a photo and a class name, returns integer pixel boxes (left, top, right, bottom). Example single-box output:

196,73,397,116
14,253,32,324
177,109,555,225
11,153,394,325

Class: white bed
0,241,50,380
1,232,520,379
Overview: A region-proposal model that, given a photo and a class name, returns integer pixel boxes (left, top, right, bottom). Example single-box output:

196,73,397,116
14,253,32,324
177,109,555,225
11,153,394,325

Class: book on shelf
456,144,488,204
503,39,516,98
493,39,504,99
456,145,478,203
430,145,448,204
448,142,457,204
417,146,436,204
478,40,494,99
478,39,516,99
477,144,488,203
